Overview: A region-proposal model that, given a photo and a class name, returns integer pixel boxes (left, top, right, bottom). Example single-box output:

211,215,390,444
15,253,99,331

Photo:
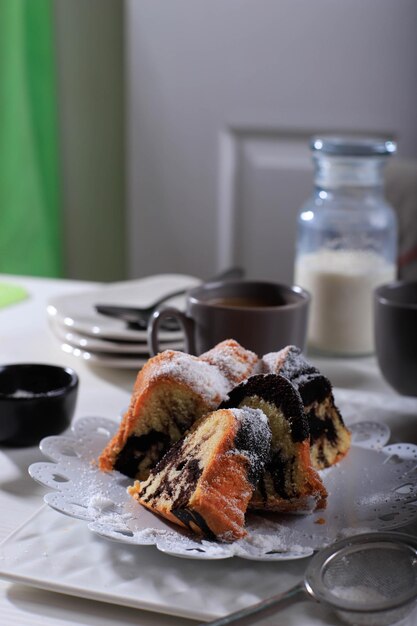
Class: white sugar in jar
295,249,396,355
294,136,398,356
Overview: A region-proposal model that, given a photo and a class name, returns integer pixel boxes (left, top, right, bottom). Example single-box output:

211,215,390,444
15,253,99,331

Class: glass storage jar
294,136,398,356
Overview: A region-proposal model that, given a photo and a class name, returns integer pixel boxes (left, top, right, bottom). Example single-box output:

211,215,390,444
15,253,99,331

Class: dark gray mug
374,281,417,396
147,280,310,356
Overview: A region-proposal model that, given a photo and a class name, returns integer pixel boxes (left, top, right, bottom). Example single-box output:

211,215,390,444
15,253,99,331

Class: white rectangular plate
0,505,312,623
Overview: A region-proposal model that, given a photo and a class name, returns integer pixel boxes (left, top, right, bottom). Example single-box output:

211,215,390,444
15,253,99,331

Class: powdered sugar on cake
262,345,318,388
201,339,261,385
229,406,268,427
146,350,231,405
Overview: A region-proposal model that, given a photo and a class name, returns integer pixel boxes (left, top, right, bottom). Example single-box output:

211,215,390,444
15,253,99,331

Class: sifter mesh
321,543,417,610
304,534,417,626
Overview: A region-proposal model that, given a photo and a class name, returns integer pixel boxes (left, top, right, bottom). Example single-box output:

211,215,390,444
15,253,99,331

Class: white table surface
0,273,416,626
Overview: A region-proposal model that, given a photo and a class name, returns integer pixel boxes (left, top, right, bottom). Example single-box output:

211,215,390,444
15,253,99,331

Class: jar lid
310,136,397,157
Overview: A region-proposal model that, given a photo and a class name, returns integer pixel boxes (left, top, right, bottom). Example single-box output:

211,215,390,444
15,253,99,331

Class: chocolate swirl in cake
220,373,327,513
220,373,309,442
262,346,351,469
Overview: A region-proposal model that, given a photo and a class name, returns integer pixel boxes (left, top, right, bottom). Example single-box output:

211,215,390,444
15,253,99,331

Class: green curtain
0,0,61,277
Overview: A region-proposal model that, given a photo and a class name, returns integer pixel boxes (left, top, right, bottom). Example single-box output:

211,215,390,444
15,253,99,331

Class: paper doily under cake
29,416,417,561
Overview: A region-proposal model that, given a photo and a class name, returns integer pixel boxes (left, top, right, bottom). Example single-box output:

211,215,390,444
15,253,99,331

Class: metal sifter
202,532,417,626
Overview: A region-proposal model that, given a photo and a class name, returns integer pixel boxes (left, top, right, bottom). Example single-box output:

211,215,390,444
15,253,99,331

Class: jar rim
310,135,396,157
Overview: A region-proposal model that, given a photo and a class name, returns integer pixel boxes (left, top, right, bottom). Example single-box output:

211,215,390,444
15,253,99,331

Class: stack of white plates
47,274,201,369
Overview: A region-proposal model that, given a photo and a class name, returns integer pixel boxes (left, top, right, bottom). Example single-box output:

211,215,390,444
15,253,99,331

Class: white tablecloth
0,274,416,626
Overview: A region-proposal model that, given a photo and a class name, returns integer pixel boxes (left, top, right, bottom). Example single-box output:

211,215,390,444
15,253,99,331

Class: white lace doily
28,416,417,561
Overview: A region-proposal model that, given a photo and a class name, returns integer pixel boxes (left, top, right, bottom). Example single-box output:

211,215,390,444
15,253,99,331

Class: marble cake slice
129,407,271,542
262,346,351,469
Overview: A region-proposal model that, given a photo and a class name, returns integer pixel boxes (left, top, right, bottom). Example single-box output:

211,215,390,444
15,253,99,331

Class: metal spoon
94,267,244,331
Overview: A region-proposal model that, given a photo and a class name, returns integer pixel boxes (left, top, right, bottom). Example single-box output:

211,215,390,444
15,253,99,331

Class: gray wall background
54,0,126,282
53,1,417,283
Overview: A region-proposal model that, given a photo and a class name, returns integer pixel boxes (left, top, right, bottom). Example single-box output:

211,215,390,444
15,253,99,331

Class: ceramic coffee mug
374,281,417,396
147,280,310,356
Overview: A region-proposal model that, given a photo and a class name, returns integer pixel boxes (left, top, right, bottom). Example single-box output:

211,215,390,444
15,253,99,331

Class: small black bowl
0,364,79,447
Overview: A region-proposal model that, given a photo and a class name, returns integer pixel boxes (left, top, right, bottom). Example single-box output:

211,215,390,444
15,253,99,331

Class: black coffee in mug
148,280,310,356
206,296,283,308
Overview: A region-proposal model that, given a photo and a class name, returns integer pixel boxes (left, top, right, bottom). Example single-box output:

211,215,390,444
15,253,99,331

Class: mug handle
147,307,196,356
